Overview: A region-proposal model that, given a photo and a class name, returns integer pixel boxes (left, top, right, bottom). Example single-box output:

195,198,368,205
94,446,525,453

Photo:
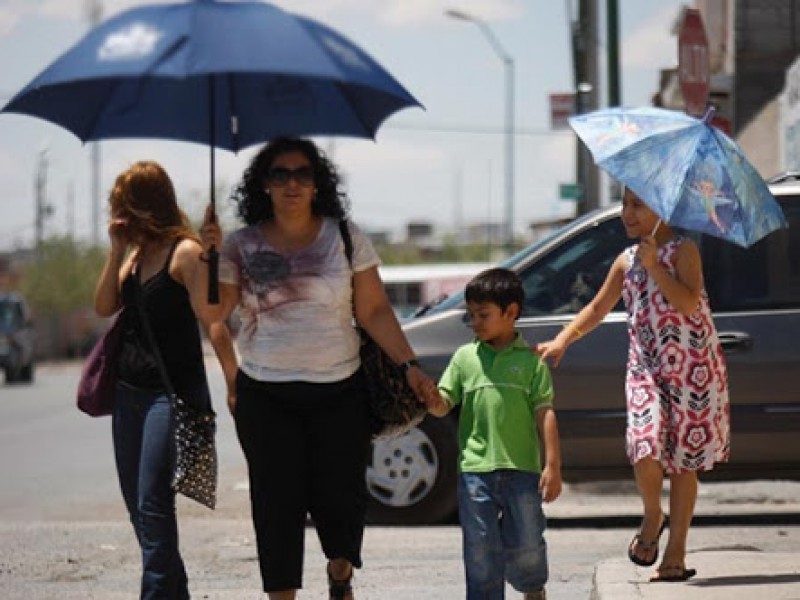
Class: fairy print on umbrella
569,105,788,247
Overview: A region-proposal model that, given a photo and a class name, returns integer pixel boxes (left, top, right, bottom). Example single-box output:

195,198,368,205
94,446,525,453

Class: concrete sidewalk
592,550,800,599
574,480,800,599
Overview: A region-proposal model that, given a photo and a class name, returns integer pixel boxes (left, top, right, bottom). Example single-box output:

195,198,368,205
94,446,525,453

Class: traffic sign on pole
559,183,583,201
678,8,710,116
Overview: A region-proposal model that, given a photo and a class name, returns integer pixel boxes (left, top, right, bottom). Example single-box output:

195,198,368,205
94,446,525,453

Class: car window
0,301,23,329
419,225,575,315
702,196,800,311
518,216,629,317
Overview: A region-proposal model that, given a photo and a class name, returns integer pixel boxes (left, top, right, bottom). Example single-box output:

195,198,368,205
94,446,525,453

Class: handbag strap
338,220,358,321
339,219,354,268
133,267,178,400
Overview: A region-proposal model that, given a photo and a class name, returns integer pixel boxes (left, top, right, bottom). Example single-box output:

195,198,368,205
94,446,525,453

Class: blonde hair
109,161,198,245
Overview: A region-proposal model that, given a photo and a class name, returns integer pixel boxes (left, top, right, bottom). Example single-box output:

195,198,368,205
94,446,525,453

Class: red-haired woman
94,161,236,599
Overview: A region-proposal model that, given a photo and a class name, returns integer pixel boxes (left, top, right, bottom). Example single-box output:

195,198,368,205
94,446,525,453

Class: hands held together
406,367,449,415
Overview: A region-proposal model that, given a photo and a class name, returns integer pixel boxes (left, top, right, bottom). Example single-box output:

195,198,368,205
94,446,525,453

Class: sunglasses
266,166,315,187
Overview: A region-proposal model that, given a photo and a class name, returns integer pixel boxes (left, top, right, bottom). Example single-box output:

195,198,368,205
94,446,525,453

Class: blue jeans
113,382,189,600
458,470,548,599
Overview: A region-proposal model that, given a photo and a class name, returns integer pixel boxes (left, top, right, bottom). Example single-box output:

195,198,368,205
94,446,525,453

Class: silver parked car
365,174,800,525
0,292,35,384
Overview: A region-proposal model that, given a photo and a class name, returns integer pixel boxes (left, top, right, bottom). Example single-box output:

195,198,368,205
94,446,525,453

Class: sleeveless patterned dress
622,237,730,474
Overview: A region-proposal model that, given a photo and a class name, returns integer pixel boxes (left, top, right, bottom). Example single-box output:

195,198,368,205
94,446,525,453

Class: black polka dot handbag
134,272,218,509
339,221,427,439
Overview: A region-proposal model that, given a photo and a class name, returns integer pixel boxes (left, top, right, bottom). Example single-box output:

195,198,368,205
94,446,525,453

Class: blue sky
0,0,686,250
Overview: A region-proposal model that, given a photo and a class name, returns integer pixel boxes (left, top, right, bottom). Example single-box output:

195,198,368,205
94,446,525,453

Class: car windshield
0,301,23,332
418,221,578,315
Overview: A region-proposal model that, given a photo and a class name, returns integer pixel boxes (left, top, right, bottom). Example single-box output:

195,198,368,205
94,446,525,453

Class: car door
700,195,800,478
513,212,633,479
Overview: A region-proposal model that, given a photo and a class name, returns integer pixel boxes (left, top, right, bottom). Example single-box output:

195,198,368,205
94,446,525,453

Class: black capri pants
234,369,372,592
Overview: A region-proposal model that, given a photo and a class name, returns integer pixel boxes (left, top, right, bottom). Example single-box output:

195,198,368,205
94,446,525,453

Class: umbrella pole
206,76,220,304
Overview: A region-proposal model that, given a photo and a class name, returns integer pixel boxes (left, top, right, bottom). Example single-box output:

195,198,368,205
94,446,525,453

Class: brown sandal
650,566,697,582
328,565,354,600
627,514,668,566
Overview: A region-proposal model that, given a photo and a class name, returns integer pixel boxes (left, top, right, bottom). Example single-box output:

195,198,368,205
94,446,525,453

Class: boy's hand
417,380,450,417
539,465,562,503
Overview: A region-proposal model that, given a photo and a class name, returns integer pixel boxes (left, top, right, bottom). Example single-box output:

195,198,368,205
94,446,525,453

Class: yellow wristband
565,324,584,338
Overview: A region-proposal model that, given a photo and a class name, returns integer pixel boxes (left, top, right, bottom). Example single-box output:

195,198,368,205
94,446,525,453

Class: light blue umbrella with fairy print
569,106,788,248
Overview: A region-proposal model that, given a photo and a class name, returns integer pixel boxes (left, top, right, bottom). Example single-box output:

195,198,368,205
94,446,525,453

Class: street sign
559,183,582,201
678,8,710,116
549,93,575,130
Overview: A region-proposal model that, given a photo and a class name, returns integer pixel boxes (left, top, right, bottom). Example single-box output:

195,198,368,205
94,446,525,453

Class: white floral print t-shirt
219,218,380,383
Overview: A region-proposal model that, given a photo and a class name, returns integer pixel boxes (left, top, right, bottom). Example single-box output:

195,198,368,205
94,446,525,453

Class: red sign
678,9,710,116
549,93,575,130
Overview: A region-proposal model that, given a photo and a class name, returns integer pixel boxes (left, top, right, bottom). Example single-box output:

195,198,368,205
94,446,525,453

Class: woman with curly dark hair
201,137,435,600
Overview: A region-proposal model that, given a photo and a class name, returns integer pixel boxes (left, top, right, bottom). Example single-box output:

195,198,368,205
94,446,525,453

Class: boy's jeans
458,470,548,599
113,383,189,600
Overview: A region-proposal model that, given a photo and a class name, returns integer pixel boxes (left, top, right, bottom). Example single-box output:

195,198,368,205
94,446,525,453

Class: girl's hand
637,236,659,271
535,338,568,368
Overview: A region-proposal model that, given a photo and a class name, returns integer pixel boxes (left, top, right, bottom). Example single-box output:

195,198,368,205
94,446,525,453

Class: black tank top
117,241,206,395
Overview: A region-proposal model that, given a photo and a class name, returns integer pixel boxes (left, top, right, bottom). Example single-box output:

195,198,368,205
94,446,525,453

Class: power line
384,121,571,137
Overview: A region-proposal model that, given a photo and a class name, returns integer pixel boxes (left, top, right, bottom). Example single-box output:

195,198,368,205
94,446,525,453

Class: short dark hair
465,268,524,315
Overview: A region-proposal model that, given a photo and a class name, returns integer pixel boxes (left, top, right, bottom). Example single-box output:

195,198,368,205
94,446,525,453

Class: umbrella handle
650,219,661,237
207,246,220,305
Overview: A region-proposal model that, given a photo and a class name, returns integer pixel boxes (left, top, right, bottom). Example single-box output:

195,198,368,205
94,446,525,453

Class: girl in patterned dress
536,187,730,583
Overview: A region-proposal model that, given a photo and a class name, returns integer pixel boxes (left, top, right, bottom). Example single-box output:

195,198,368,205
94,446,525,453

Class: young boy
422,268,562,600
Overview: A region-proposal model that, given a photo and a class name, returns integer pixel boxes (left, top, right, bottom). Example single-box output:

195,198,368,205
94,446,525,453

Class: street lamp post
446,9,515,253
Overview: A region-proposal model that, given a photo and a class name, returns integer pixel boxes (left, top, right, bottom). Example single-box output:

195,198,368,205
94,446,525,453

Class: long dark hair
231,137,349,225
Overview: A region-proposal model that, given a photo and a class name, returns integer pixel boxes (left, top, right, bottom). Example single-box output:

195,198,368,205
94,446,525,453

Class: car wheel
4,348,20,384
19,361,34,383
365,415,458,525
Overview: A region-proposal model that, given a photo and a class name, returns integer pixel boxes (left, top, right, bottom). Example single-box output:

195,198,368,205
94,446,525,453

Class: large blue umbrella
2,0,422,299
569,106,787,248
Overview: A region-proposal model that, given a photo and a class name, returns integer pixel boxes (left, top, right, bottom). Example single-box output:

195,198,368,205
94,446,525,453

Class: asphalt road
1,361,799,599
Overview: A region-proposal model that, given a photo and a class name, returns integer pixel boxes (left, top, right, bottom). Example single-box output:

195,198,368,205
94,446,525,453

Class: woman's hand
226,388,237,416
200,204,223,257
108,218,129,257
405,365,433,399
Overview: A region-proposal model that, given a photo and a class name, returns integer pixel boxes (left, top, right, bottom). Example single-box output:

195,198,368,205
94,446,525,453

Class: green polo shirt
439,333,554,474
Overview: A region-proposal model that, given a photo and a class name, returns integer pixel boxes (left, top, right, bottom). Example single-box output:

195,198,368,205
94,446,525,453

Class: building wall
737,96,783,177
735,0,800,131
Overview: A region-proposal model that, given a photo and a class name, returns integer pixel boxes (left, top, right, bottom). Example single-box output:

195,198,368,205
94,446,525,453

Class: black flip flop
627,515,669,567
650,567,697,582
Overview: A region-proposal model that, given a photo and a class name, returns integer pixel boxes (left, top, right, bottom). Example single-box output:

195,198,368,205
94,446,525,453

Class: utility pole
34,150,53,256
606,0,623,204
445,9,515,254
67,181,75,240
86,0,103,245
607,0,620,107
571,0,600,215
